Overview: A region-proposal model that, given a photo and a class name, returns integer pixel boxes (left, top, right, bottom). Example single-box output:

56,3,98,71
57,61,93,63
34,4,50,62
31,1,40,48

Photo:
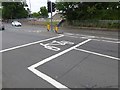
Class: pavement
0,23,119,89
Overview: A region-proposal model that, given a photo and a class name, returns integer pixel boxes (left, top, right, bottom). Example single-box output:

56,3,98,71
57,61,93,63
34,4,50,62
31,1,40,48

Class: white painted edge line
0,34,64,53
28,67,70,89
64,35,119,43
28,39,91,89
74,48,120,61
83,35,118,41
64,33,74,35
75,33,119,41
64,33,119,41
97,36,119,41
92,39,120,43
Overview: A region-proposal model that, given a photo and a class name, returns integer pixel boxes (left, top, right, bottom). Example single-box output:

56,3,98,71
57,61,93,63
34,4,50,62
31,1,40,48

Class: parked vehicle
12,21,22,26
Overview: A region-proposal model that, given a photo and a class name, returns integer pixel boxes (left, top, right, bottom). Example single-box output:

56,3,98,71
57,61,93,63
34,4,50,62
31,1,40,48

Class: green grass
45,21,59,26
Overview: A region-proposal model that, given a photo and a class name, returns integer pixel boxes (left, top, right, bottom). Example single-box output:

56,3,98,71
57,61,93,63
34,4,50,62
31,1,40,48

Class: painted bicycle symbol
40,40,74,51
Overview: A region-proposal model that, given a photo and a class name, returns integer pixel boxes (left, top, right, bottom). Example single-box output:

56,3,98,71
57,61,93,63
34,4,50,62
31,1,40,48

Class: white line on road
73,33,119,41
28,67,70,89
92,39,120,43
74,48,120,61
96,36,119,41
28,39,91,89
64,35,119,43
29,39,91,68
0,34,64,53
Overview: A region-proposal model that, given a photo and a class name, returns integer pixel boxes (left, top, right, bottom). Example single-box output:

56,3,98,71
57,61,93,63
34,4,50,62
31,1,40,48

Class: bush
66,20,119,29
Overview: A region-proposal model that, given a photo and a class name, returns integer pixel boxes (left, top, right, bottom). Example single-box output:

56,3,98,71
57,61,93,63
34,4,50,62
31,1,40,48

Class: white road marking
28,39,91,89
92,39,120,43
64,33,118,40
28,67,70,89
74,33,119,41
97,36,118,41
0,34,64,53
64,34,119,43
40,43,61,51
64,33,74,35
11,30,45,33
64,33,96,38
40,40,74,51
82,36,95,38
29,39,91,68
74,48,120,61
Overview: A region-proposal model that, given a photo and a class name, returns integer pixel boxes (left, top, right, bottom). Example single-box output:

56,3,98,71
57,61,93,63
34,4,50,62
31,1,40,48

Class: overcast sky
26,0,56,13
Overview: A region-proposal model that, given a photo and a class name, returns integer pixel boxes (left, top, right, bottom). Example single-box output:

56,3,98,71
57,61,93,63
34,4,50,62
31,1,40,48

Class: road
1,23,119,89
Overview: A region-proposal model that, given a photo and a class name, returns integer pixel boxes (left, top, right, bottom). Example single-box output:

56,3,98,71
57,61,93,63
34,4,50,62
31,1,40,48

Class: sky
26,0,56,13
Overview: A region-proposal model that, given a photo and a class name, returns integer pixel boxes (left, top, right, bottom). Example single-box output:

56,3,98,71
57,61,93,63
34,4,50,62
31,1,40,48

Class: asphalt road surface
1,23,119,89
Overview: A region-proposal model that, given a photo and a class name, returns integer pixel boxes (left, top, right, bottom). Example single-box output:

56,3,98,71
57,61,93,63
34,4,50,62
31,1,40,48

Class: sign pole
50,1,53,31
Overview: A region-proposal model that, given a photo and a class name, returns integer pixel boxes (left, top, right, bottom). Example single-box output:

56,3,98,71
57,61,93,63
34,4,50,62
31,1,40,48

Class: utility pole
50,1,53,31
29,0,31,17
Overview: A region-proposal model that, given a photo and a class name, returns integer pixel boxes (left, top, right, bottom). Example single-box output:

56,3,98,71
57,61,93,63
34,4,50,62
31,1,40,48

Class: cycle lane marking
0,34,64,53
40,40,74,51
28,39,91,89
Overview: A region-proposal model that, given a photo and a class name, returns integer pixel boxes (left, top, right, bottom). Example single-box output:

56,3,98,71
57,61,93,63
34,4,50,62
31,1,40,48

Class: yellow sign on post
47,24,50,31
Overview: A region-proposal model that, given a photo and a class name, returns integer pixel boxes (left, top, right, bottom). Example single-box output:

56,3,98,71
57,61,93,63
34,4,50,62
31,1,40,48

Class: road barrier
54,26,58,33
47,24,59,33
47,24,50,31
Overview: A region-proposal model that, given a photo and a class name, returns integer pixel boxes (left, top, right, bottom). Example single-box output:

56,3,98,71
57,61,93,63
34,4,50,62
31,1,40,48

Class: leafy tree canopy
31,12,40,18
31,6,48,18
39,6,48,18
56,2,120,21
2,2,29,19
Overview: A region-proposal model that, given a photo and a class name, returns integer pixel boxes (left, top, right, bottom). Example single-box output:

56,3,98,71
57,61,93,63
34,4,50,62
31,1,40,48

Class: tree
30,6,48,18
0,8,2,18
39,6,48,18
31,12,40,18
2,2,29,19
56,2,119,21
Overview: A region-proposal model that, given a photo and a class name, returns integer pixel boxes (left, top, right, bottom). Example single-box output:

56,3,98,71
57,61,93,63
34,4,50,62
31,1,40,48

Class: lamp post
50,1,53,31
29,0,31,17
